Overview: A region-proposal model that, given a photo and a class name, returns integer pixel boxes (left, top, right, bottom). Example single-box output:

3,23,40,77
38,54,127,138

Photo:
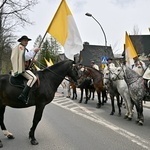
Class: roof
122,35,150,56
77,44,114,66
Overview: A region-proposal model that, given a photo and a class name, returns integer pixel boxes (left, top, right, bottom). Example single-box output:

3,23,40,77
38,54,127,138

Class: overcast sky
17,0,150,54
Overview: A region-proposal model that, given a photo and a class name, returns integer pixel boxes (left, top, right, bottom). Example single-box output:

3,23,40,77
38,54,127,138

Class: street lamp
85,13,107,47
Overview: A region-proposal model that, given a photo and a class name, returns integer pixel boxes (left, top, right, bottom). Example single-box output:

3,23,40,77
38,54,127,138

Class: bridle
111,67,124,81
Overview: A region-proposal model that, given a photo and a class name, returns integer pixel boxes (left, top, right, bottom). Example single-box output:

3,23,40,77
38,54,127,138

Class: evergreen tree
36,36,61,68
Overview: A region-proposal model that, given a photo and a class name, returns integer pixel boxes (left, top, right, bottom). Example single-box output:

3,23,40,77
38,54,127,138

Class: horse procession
59,56,150,126
0,53,150,148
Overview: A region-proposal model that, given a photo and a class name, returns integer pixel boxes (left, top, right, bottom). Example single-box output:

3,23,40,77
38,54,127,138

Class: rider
132,56,147,71
11,35,40,104
143,54,150,96
104,57,115,71
91,61,99,70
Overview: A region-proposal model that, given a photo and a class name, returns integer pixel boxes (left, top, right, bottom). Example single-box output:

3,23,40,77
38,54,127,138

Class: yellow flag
46,0,83,60
125,32,137,68
33,64,40,71
49,58,54,66
44,57,51,67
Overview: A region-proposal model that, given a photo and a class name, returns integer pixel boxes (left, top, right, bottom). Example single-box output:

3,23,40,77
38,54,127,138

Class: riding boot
18,86,31,104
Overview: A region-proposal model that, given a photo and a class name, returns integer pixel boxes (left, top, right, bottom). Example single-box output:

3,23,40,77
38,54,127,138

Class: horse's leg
71,88,75,100
29,105,45,145
74,88,77,100
92,90,95,100
88,89,91,100
102,89,107,103
134,102,140,124
110,95,115,115
0,106,14,139
102,90,106,105
120,96,123,107
84,89,88,104
79,88,83,103
137,99,144,125
96,91,101,108
116,94,121,116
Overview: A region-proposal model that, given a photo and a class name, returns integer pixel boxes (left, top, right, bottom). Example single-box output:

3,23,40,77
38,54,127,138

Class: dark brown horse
0,60,78,147
83,67,107,108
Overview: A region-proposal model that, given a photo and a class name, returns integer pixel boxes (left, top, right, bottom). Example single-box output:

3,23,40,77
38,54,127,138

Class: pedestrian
11,35,40,104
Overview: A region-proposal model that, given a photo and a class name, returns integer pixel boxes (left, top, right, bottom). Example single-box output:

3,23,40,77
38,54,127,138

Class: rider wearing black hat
11,35,40,104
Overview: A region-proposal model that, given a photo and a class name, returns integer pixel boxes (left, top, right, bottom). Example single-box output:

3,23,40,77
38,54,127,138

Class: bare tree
132,25,140,35
0,0,38,73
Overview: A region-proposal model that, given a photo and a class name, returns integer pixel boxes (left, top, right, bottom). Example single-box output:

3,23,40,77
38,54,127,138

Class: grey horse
112,65,146,125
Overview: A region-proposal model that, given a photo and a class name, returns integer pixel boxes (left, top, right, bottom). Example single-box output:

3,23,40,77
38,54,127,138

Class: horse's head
67,63,79,83
83,67,91,78
111,66,124,81
103,69,115,87
103,69,110,87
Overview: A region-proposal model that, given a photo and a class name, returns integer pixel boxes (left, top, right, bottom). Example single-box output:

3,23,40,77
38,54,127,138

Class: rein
121,65,140,85
45,65,75,83
34,60,77,83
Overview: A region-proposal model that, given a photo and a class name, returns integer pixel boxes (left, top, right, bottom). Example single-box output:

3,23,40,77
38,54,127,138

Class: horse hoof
127,117,132,121
118,113,121,116
84,101,87,104
110,112,114,115
0,141,3,148
124,115,128,119
7,134,15,139
96,103,101,108
78,101,82,103
138,121,143,126
135,120,139,124
31,139,39,145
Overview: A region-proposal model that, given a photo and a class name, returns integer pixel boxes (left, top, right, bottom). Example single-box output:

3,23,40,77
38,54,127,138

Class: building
75,42,114,68
122,34,150,65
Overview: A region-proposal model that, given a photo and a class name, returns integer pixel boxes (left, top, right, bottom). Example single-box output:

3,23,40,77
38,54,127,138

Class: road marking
52,96,150,149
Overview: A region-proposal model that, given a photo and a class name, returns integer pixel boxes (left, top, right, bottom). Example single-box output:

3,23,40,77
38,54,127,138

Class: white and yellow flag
46,0,83,60
125,32,137,68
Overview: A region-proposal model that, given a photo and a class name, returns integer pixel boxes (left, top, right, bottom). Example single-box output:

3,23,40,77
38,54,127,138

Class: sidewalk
143,101,150,109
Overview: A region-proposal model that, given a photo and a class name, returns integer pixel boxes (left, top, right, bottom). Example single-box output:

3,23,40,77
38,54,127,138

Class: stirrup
18,94,28,104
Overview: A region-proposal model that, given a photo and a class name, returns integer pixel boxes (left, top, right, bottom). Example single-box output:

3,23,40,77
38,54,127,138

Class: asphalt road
1,86,150,150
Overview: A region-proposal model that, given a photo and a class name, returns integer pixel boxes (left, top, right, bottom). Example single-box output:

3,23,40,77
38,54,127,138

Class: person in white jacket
104,58,115,72
11,35,40,104
91,61,99,70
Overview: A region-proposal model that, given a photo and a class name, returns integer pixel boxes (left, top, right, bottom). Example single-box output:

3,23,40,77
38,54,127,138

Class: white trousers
22,70,37,87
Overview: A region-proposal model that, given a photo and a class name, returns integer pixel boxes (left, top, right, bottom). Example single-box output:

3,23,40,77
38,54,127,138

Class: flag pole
29,0,65,68
28,30,48,69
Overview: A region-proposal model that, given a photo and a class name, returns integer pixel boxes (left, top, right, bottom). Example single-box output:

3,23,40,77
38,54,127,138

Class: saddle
9,74,40,89
9,75,27,88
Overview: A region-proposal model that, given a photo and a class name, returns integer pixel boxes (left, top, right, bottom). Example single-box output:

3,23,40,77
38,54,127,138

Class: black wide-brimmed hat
18,35,32,42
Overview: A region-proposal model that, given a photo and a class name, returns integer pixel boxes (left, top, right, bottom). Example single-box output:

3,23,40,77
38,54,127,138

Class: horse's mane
37,59,73,77
85,66,103,77
124,65,141,83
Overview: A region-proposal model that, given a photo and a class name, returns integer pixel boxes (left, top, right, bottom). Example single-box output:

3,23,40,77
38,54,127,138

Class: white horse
103,69,121,116
112,65,146,125
103,67,133,119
